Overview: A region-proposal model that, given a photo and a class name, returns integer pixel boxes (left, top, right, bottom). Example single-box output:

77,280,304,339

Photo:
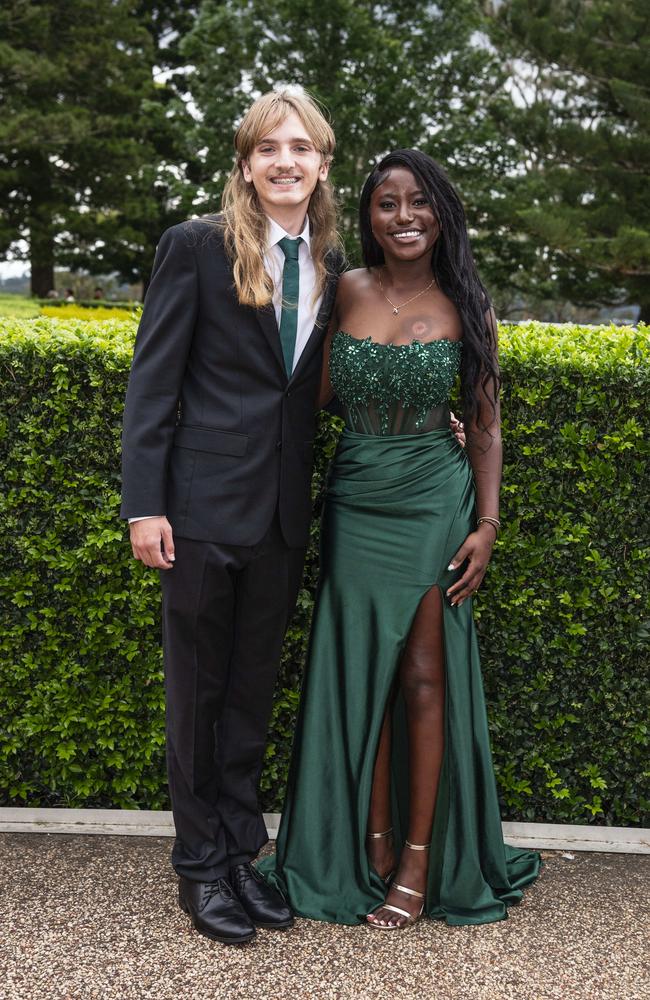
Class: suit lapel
255,303,287,380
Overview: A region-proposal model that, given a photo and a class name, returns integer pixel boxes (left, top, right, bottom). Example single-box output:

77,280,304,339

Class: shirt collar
267,216,312,254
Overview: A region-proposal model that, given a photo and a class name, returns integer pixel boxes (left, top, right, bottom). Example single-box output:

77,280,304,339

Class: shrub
36,299,138,311
481,323,649,825
39,305,138,322
1,317,648,824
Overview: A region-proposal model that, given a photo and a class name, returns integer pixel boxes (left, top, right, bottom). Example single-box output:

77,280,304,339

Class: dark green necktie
277,236,301,376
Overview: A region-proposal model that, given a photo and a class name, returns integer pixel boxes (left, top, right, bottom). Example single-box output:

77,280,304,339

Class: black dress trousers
160,514,306,881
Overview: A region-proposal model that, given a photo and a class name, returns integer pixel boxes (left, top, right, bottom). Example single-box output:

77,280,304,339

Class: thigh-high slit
368,584,446,855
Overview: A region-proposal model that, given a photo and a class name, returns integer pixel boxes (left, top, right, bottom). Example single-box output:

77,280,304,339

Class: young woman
259,150,540,929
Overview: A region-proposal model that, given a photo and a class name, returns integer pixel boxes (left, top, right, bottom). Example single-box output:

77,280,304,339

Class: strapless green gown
259,332,540,925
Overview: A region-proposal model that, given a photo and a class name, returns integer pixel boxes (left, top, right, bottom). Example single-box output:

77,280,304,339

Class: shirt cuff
128,515,164,523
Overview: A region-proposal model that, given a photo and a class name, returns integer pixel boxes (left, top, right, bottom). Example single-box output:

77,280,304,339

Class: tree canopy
1,0,648,316
0,0,199,295
182,0,520,285
489,0,650,320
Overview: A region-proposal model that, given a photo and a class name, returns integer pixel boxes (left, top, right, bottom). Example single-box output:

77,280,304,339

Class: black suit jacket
120,217,343,547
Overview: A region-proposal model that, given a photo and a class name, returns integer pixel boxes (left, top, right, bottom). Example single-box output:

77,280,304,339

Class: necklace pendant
392,307,399,315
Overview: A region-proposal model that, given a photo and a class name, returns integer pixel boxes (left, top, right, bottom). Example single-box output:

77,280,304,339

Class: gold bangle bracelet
477,516,500,537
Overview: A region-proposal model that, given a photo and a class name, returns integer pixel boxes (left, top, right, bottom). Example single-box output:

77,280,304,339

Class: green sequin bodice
329,330,462,436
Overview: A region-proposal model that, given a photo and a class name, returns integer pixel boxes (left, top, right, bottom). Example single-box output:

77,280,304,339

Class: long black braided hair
359,149,500,434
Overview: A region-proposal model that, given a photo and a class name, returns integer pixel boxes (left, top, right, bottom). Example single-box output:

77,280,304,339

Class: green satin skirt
259,427,540,924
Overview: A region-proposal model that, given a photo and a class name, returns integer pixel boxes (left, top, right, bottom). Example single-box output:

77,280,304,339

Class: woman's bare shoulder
337,267,374,300
339,267,370,285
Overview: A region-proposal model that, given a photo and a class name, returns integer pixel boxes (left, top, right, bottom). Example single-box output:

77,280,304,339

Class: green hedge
1,317,648,825
35,299,138,310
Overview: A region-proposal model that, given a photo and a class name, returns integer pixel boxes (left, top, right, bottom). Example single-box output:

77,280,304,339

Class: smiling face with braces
241,111,330,224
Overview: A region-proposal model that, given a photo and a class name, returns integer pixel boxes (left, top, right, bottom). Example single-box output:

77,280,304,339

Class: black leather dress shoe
178,876,256,944
230,863,294,929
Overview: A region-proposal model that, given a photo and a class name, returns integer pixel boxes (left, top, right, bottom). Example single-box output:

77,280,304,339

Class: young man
121,89,342,945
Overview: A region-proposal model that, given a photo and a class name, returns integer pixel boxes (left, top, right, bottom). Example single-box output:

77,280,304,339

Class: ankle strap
392,882,425,900
404,840,430,851
367,827,393,840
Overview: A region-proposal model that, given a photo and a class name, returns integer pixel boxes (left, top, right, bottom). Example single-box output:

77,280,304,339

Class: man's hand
130,516,175,570
450,411,466,448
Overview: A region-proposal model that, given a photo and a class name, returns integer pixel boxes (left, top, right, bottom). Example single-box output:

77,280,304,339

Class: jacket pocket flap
173,425,249,456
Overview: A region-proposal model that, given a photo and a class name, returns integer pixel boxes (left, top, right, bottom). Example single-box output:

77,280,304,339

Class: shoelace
203,877,233,902
230,864,257,890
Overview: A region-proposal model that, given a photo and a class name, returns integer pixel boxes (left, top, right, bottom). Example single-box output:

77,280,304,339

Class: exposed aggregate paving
0,833,648,1000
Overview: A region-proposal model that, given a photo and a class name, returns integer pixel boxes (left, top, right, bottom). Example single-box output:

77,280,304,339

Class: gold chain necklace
378,269,436,316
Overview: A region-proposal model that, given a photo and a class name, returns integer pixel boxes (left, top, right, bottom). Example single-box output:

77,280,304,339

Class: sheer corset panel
329,331,463,436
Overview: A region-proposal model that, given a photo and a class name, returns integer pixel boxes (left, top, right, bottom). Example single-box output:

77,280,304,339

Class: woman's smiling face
369,167,440,263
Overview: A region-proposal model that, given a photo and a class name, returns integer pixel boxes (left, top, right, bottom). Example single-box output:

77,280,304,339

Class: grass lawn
0,293,40,318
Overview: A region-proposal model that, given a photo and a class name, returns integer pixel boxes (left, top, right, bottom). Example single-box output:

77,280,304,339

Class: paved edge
0,808,648,853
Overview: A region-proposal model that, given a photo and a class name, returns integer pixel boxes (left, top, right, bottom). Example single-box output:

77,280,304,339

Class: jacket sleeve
120,225,198,519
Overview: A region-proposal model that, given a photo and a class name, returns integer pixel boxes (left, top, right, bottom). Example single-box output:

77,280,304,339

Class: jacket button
285,389,292,398
275,440,282,450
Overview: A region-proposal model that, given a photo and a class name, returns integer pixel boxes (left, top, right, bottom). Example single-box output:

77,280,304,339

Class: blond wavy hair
220,88,340,309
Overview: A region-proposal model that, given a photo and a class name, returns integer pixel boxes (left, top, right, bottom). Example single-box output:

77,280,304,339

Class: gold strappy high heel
366,827,395,885
367,840,430,930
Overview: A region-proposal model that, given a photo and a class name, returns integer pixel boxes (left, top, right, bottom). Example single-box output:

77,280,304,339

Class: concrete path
1,834,648,1000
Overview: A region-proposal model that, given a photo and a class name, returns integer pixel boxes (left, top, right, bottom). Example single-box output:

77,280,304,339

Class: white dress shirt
129,214,322,524
265,215,321,372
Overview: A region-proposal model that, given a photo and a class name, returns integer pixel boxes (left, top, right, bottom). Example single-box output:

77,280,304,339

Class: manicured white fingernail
448,562,455,570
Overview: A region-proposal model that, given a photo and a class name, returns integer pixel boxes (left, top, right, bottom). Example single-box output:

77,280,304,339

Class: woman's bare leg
366,706,395,879
368,586,445,927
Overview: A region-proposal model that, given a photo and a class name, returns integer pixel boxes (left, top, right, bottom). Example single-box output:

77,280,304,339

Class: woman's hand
449,411,466,448
446,522,497,607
